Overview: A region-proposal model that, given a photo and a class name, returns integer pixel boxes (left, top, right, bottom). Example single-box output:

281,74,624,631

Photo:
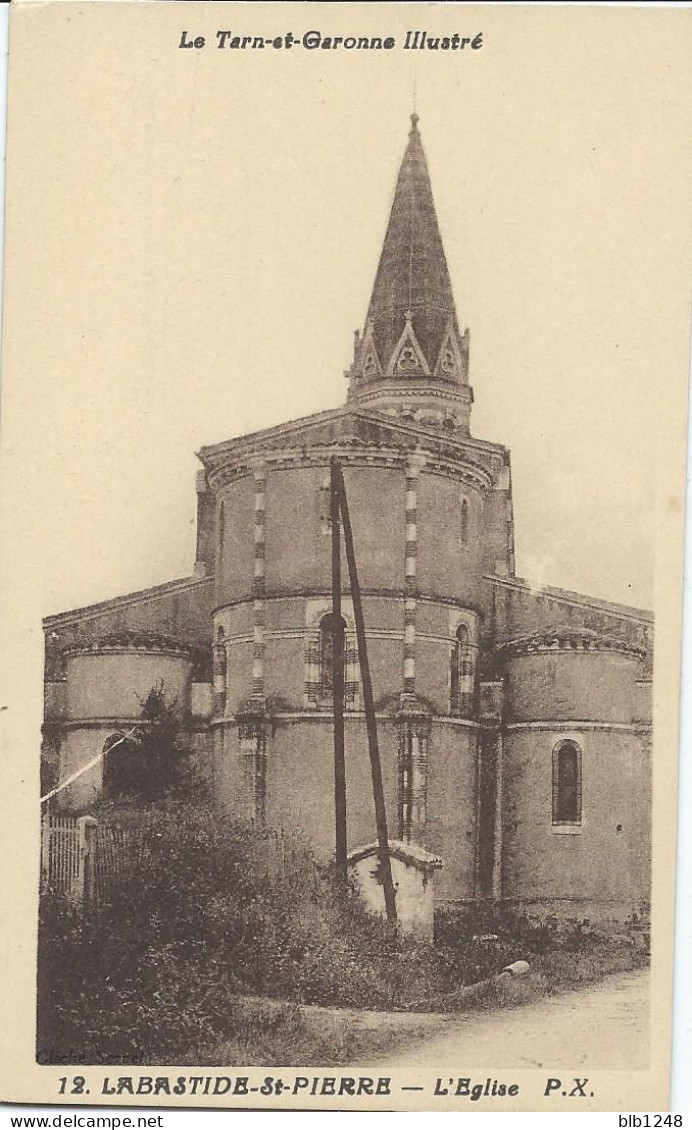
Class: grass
38,801,650,1067
194,938,649,1067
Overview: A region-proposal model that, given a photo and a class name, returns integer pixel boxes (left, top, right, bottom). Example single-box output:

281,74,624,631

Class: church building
42,116,653,924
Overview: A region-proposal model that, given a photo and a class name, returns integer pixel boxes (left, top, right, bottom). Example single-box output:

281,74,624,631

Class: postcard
1,1,690,1112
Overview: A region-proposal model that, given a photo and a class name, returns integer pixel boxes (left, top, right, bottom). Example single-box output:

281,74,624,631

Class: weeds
37,801,647,1065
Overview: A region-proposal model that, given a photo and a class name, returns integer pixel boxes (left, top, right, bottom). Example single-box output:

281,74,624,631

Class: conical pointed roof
364,114,461,376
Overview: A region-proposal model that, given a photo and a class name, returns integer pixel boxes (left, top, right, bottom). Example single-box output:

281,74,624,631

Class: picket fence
40,815,97,907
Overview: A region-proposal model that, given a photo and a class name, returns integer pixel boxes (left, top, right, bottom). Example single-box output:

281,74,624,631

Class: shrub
38,801,411,1062
37,802,644,1065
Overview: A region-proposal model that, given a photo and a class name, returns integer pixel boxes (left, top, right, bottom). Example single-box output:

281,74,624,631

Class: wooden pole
330,457,348,884
335,462,397,922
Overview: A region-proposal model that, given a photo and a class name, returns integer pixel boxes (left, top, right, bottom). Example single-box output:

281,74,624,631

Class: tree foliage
103,683,192,802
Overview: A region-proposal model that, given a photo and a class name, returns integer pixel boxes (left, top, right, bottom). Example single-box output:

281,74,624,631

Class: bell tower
347,114,474,433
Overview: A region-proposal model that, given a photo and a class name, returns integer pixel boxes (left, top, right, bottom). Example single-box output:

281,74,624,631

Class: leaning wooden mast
332,458,397,922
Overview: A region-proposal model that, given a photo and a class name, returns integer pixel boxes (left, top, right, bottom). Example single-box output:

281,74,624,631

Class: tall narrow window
460,498,469,547
307,614,358,709
451,624,474,716
552,740,582,825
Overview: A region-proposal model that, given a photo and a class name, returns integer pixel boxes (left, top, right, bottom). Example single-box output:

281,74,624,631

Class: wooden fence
40,815,97,906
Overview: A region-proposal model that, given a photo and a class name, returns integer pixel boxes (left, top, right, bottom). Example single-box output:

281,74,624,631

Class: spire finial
409,111,419,134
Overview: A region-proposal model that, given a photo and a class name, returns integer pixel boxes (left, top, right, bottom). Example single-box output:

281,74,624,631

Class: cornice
210,452,494,493
64,631,199,661
209,712,481,730
200,406,508,489
498,628,646,660
212,590,486,617
354,382,473,406
505,720,652,733
59,716,142,732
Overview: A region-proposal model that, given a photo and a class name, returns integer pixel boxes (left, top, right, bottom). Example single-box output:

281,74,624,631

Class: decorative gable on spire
434,319,469,381
356,319,383,380
386,312,431,377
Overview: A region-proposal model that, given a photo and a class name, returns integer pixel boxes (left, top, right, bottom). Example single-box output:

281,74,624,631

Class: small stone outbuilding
347,841,443,939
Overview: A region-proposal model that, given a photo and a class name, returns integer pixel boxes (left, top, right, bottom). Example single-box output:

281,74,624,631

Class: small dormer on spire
347,115,473,434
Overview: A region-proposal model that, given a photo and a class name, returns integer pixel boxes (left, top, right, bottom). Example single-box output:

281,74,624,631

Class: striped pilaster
213,630,227,714
403,456,424,696
238,718,267,825
251,464,267,700
397,715,431,843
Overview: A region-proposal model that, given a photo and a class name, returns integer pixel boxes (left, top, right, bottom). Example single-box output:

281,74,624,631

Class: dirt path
367,969,649,1069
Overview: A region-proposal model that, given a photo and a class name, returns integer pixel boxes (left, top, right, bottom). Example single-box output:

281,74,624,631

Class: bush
37,802,645,1065
38,801,411,1062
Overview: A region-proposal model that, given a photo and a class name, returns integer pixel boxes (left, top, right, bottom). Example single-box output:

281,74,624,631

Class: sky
3,3,692,620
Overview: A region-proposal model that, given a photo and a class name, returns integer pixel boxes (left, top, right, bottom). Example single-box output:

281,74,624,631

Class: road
372,969,649,1070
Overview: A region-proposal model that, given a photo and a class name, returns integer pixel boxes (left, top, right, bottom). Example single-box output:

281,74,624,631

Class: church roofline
197,404,352,463
485,572,653,624
43,573,213,630
197,403,509,470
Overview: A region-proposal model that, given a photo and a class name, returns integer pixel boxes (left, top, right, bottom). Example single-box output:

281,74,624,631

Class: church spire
348,115,473,434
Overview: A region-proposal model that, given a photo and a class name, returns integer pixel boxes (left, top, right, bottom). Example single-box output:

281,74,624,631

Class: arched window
451,624,474,716
460,497,470,547
552,740,582,825
305,614,358,710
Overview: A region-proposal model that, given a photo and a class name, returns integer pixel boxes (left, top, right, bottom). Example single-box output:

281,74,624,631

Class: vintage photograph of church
35,98,657,1073
1,0,687,1105
41,111,653,921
